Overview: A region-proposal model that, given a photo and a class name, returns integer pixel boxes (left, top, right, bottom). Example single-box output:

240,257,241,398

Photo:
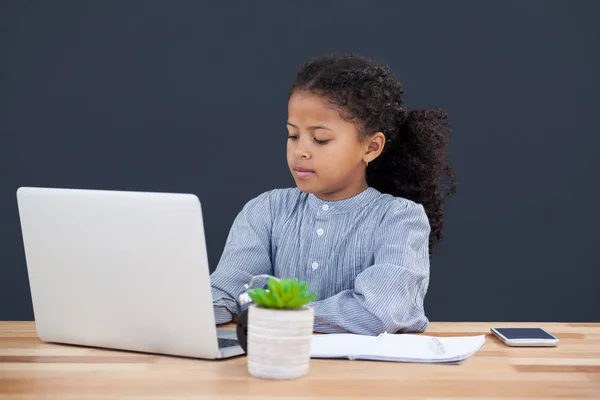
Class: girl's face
286,91,383,201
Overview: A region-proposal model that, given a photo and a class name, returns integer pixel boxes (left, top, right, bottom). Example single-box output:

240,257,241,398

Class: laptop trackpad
217,328,238,340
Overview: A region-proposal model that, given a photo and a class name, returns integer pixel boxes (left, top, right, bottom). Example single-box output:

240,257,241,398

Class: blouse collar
307,186,380,214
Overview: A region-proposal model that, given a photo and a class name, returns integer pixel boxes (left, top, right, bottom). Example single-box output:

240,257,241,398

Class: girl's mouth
294,167,315,179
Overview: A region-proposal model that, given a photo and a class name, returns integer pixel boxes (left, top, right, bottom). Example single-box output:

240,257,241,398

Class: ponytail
367,108,456,256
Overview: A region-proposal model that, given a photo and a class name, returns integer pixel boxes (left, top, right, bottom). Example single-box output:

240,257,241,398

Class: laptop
15,186,244,359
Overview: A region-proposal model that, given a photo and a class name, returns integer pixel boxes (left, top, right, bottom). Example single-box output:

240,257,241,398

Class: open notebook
310,332,486,364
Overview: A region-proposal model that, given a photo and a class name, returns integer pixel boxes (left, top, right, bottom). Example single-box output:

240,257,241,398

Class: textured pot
247,304,315,380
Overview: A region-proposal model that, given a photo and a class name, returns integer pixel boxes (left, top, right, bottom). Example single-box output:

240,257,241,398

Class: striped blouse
210,186,431,336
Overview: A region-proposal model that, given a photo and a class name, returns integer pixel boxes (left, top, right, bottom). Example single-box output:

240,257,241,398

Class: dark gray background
1,0,598,321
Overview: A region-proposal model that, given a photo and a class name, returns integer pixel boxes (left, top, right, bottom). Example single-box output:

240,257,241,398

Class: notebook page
365,334,486,362
310,333,375,359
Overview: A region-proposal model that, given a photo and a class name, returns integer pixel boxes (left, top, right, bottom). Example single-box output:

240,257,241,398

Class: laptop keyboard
218,337,240,348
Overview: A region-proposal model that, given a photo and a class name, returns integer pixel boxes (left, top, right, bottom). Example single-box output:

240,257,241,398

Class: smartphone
491,328,559,347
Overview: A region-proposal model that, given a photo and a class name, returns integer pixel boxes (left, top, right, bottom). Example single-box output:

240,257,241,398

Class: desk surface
0,322,599,399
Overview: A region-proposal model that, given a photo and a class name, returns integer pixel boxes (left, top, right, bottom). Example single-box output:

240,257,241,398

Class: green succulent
247,278,317,309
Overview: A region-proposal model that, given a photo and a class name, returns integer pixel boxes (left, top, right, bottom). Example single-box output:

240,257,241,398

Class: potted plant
245,277,317,380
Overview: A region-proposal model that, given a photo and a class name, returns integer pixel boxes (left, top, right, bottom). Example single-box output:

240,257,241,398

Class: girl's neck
313,179,369,202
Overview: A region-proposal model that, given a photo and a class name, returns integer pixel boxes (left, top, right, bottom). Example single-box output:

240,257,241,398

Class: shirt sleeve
210,191,274,324
310,200,431,335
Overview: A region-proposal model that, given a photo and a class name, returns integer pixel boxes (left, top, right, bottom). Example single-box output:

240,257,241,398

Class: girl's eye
287,135,329,145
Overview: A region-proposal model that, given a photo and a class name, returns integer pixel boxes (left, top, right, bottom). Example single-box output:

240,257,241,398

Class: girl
210,54,456,336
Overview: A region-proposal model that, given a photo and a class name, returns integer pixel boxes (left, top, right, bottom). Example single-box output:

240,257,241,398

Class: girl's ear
364,132,386,163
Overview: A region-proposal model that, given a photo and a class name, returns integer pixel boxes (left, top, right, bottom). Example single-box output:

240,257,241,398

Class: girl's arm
210,192,274,324
310,201,431,335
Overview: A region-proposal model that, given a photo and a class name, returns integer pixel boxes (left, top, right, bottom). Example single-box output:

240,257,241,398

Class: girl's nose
294,146,310,159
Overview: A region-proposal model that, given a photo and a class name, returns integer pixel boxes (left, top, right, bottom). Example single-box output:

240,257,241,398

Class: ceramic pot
247,304,314,380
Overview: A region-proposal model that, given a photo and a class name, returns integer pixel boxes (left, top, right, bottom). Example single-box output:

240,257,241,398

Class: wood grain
0,322,599,399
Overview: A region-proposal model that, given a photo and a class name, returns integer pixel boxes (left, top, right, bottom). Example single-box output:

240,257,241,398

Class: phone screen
494,328,556,340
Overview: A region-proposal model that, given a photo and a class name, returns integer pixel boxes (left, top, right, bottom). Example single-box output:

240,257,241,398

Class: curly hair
289,53,456,256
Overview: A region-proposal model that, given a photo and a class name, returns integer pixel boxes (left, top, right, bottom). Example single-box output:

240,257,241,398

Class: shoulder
371,191,431,247
265,187,306,210
243,187,303,208
372,191,428,220
240,187,304,221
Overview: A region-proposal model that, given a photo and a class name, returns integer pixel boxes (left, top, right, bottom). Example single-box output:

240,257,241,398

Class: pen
429,337,446,355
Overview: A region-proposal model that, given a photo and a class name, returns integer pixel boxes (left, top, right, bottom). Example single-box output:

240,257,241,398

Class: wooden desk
0,322,598,399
